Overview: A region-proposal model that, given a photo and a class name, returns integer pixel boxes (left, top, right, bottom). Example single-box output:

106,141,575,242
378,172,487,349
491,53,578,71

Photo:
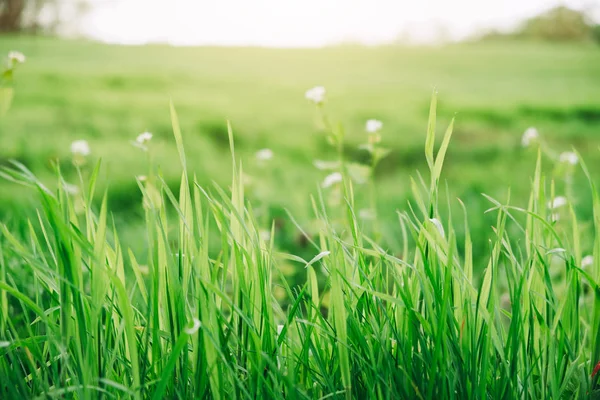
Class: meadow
1,37,600,257
1,37,600,399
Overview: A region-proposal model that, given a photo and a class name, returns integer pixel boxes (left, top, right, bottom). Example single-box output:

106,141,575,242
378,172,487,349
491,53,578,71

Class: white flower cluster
365,119,383,133
521,127,539,147
71,140,90,156
7,51,25,66
305,86,326,104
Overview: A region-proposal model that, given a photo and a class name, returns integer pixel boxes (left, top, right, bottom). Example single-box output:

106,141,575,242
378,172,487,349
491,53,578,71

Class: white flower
429,218,445,238
70,140,90,156
559,152,578,165
365,119,383,134
185,318,201,335
550,212,560,222
521,127,539,147
305,86,326,104
256,148,273,161
321,172,342,188
136,131,153,144
582,255,594,269
548,196,568,210
8,51,25,64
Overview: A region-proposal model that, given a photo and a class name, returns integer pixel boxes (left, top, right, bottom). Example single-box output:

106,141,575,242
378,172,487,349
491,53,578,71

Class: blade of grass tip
456,198,473,282
409,177,428,218
86,159,102,208
431,118,455,192
227,120,236,165
425,89,438,172
397,211,409,263
170,100,187,172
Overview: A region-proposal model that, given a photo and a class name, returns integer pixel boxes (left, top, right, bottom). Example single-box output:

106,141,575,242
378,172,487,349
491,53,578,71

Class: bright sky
82,0,596,47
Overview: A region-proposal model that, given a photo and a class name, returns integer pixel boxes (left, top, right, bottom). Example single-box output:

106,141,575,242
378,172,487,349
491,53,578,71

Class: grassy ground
1,36,599,258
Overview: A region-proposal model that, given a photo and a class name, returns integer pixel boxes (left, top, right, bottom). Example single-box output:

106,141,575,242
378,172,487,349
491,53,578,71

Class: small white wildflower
548,196,568,210
136,131,153,144
359,208,376,220
321,172,342,188
429,218,445,238
70,140,90,156
582,255,594,269
185,318,201,335
550,212,560,222
256,148,273,161
63,182,80,195
365,119,383,134
259,230,271,241
8,51,25,64
559,151,578,165
521,127,539,147
313,160,340,170
305,86,326,104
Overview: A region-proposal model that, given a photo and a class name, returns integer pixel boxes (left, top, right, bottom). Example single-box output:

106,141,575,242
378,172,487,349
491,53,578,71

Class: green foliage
1,97,600,399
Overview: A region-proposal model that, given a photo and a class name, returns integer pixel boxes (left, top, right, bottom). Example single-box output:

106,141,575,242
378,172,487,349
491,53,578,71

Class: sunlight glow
84,0,592,46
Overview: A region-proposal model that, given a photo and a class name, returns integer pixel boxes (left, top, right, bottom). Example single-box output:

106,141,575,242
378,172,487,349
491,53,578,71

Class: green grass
1,94,600,399
0,36,600,259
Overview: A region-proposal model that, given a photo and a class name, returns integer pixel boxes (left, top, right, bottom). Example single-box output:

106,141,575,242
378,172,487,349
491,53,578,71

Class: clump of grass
1,94,599,400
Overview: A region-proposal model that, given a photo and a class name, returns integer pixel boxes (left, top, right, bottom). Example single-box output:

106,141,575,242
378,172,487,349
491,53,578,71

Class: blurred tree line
0,0,89,33
483,6,600,44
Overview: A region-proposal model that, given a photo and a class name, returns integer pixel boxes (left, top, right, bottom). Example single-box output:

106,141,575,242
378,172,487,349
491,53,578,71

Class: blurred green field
1,36,600,256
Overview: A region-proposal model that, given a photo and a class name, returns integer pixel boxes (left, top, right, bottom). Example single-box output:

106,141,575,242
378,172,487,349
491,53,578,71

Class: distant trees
481,6,600,44
0,0,89,33
517,6,597,42
0,0,24,32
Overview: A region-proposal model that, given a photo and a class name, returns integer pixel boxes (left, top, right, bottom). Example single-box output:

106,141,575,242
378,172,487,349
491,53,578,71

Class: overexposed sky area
83,0,598,47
